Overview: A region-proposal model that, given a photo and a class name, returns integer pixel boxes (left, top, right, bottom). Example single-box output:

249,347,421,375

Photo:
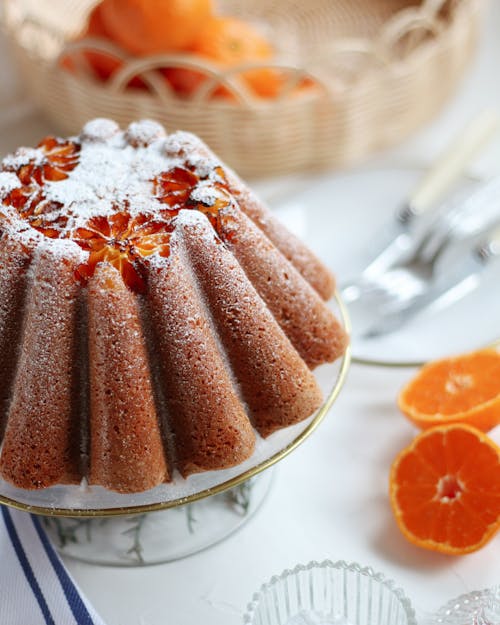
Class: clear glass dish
431,586,500,625
244,560,417,625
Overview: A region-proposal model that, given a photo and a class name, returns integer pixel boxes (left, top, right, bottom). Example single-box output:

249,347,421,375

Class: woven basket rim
0,0,482,178
1,0,483,109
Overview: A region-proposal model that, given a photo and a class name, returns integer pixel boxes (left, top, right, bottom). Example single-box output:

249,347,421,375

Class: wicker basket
2,0,483,178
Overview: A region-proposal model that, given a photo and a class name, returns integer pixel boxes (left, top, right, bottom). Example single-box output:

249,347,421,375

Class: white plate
273,165,500,366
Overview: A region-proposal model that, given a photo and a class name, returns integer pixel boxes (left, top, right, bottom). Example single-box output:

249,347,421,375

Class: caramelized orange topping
74,213,172,293
2,139,237,291
154,166,200,207
3,138,80,238
23,137,80,183
73,166,235,290
153,165,234,233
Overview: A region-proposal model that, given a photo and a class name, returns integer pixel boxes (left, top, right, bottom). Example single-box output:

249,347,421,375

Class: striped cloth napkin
0,505,107,625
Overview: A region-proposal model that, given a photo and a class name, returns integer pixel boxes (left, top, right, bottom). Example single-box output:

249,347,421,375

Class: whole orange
100,0,214,55
62,1,146,88
61,1,120,81
162,66,206,98
80,1,122,81
192,16,273,65
190,16,283,98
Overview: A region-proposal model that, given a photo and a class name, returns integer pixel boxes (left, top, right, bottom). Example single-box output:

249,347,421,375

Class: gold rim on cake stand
0,292,351,518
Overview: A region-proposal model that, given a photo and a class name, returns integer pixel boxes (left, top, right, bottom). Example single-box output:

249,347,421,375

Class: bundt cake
0,119,347,494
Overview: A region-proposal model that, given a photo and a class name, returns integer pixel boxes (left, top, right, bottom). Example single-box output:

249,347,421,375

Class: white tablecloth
1,3,499,623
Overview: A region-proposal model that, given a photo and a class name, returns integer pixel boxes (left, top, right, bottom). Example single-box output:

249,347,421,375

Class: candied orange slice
153,165,232,230
154,167,199,208
3,138,80,237
74,212,172,292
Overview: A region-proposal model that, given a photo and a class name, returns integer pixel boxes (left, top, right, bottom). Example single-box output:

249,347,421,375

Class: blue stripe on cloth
1,506,56,625
31,515,96,625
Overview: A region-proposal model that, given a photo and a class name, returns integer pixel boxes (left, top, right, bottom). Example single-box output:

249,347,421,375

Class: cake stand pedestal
42,469,274,566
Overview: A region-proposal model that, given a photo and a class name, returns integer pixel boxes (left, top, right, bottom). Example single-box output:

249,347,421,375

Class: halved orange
398,348,500,432
389,424,500,555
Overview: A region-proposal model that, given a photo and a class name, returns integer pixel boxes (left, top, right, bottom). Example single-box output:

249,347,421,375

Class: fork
343,172,500,336
346,110,500,281
344,220,500,338
352,109,500,284
344,170,500,279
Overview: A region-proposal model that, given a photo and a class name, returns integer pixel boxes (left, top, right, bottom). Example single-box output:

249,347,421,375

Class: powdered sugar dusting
0,173,21,198
37,236,86,261
163,130,203,157
125,120,166,147
81,118,120,143
0,119,236,245
166,211,220,263
190,182,231,207
40,138,171,231
2,148,44,172
175,208,208,227
0,119,324,296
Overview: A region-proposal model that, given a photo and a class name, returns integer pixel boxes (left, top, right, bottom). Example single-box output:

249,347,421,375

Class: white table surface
1,3,500,624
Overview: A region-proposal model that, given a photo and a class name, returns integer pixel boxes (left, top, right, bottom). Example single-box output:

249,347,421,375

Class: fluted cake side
0,119,348,493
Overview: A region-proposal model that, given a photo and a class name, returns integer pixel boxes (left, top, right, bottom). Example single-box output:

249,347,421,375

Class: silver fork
344,110,500,281
343,173,500,336
344,220,500,338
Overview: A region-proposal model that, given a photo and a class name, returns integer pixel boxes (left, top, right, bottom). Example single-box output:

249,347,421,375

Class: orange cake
0,119,347,493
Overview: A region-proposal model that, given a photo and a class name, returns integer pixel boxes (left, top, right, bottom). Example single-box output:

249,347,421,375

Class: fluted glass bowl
431,586,500,625
244,560,417,625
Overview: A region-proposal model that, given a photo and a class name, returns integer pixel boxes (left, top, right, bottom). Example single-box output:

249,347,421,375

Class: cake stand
0,295,350,565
